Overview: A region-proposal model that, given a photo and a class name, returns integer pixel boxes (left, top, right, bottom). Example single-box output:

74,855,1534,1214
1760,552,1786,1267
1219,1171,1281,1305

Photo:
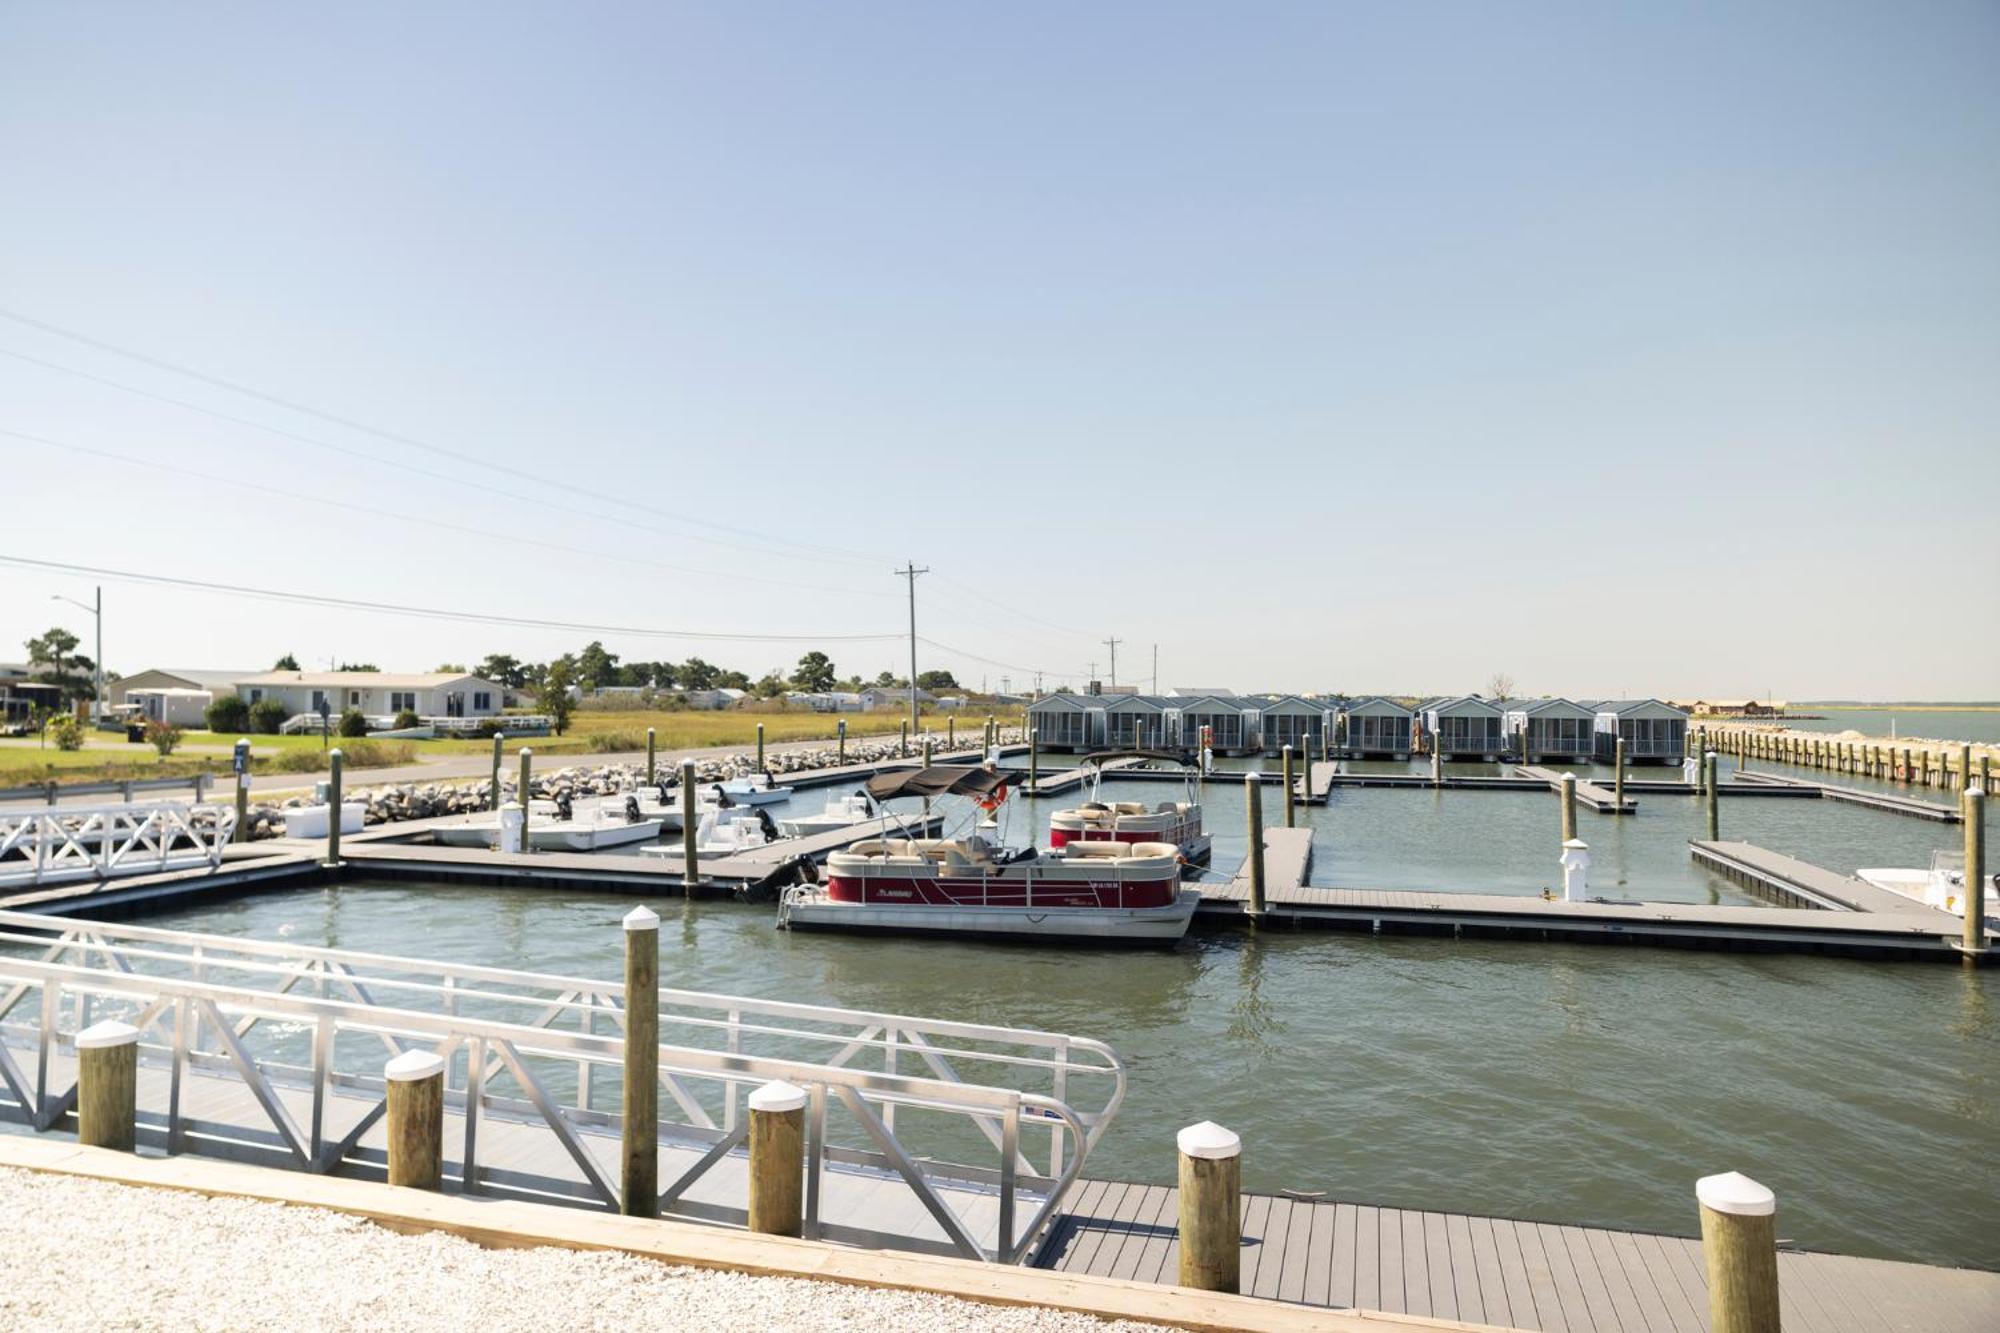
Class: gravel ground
0,1168,1160,1332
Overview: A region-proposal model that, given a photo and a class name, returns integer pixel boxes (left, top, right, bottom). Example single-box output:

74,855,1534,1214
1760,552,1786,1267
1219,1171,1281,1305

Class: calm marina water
1776,705,2000,746
130,759,2000,1272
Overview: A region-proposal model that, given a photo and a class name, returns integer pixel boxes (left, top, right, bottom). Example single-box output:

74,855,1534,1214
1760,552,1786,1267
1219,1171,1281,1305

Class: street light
49,587,103,722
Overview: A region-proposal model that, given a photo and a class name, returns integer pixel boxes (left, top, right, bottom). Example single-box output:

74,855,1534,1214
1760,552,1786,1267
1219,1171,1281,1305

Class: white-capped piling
1176,1121,1241,1293
1696,1171,1780,1333
1965,786,1987,960
1281,745,1295,828
77,1019,139,1151
1245,773,1265,917
324,748,345,867
1705,752,1720,840
490,732,505,811
747,1080,807,1236
622,905,659,1215
680,761,698,896
385,1049,446,1189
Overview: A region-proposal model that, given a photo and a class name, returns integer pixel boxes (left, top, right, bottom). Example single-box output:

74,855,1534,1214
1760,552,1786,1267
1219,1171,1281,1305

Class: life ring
975,782,1010,814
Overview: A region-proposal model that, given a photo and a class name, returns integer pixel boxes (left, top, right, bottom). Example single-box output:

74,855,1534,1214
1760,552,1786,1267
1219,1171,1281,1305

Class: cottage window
473,692,492,711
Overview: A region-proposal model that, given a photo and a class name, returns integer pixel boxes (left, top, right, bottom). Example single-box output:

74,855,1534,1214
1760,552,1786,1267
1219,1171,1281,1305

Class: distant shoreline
1800,702,2000,712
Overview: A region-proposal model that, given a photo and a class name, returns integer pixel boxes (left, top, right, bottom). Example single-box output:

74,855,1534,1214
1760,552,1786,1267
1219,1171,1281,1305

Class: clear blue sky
2,3,1994,698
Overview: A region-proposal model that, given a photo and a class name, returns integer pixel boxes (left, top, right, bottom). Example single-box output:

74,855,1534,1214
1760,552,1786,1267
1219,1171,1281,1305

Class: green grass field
0,707,1023,787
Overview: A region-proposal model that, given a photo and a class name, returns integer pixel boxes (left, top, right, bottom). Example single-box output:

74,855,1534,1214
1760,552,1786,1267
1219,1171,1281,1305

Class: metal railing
0,803,238,888
0,910,1121,1264
0,773,217,806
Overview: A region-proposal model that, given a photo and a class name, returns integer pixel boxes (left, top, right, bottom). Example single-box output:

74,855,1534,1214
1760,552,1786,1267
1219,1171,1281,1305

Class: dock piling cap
385,1050,448,1082
749,1080,808,1113
1696,1171,1775,1217
623,904,660,932
1177,1120,1241,1160
76,1019,140,1049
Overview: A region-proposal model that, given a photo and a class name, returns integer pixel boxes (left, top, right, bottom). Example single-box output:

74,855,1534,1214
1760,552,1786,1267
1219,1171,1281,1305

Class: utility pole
1151,644,1158,696
894,562,929,739
50,586,103,721
1103,637,1122,689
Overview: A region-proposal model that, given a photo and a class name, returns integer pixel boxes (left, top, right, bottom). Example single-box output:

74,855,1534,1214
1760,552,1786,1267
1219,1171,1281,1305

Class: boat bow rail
0,909,1123,1264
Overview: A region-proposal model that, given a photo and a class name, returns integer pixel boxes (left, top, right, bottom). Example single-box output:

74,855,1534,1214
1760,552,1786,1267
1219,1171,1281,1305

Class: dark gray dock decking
1034,1179,2000,1331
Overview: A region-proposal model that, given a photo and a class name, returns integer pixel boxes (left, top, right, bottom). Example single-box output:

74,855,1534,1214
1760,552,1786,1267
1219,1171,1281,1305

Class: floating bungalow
1258,695,1332,753
1027,692,1103,752
1504,697,1598,764
1421,696,1505,761
1592,699,1691,765
1104,694,1172,748
1177,695,1258,756
1338,697,1414,759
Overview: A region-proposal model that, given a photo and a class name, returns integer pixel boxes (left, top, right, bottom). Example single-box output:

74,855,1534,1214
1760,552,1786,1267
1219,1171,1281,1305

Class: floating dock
1036,1178,2000,1331
1515,766,1635,814
1733,771,1961,822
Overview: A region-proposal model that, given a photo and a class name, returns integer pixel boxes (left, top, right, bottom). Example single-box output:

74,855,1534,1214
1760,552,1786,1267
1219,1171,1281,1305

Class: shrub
266,739,417,774
393,708,420,731
145,720,183,756
204,695,251,733
46,713,86,751
337,709,370,738
249,698,290,734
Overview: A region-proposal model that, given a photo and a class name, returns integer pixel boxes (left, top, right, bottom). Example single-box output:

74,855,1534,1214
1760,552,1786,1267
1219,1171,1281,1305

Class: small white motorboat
779,792,877,838
714,775,794,806
1858,851,1993,918
435,794,666,852
639,806,784,859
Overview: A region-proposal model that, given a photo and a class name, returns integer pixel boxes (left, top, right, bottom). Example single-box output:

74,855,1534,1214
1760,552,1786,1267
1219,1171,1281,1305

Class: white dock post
1430,734,1442,788
498,801,526,854
1561,838,1590,903
1177,1121,1241,1293
1697,1171,1780,1333
748,1080,807,1236
77,1019,140,1151
622,905,659,1216
385,1049,446,1190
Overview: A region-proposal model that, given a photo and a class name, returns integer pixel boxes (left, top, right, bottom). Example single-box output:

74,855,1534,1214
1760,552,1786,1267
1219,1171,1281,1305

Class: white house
1339,697,1414,759
233,670,506,721
109,668,249,709
1421,696,1505,760
125,688,214,728
1592,699,1690,764
1503,698,1598,763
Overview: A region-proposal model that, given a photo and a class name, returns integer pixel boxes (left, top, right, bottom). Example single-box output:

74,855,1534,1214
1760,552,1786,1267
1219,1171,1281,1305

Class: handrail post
622,905,659,1216
1177,1121,1241,1292
77,1020,139,1151
1697,1171,1780,1333
385,1049,446,1189
748,1080,807,1236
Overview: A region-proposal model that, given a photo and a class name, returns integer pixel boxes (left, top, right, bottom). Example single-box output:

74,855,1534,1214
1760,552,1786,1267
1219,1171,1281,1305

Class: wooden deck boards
1033,1181,2000,1331
1515,766,1636,814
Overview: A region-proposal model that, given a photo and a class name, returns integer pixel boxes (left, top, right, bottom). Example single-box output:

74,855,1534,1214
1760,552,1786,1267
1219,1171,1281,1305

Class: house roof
1423,695,1503,717
1169,687,1235,698
126,668,254,692
1341,696,1414,717
1596,699,1690,718
236,670,496,689
1505,697,1597,718
1257,695,1328,715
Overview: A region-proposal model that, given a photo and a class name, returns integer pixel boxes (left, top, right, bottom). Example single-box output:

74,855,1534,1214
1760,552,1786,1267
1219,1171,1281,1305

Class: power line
0,425,899,603
0,310,887,567
0,554,904,644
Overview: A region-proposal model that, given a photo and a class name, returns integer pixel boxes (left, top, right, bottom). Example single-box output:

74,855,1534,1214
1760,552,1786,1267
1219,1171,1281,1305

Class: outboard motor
657,781,673,807
755,807,779,842
623,795,642,824
712,784,734,809
553,792,574,822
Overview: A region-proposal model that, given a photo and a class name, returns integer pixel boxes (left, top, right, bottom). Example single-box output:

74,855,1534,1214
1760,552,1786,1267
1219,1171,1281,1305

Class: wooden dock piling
325,748,345,867
622,905,659,1217
1614,736,1626,809
1029,729,1040,794
1301,746,1313,810
680,761,698,896
756,722,765,775
1706,753,1720,841
1245,773,1265,917
645,728,656,786
517,748,532,856
490,732,505,811
1559,773,1577,843
1966,786,1987,960
836,717,846,764
1281,746,1294,828
899,720,908,757
1176,1121,1242,1294
385,1049,445,1189
232,738,251,842
76,1019,138,1152
1697,1171,1780,1333
1958,744,1972,793
747,1080,806,1237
